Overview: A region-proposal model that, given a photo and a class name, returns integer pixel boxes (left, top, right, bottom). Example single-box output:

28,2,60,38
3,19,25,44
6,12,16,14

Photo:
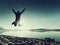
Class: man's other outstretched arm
20,8,26,14
12,9,16,14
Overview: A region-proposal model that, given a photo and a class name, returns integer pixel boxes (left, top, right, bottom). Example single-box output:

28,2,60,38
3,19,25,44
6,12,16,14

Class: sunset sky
0,0,60,29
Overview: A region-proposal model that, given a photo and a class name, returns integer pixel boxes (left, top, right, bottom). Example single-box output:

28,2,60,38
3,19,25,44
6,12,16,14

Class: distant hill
0,27,7,33
30,28,60,32
0,27,5,30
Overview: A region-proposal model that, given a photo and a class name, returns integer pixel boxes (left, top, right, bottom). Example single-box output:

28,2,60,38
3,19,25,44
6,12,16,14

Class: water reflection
1,30,60,42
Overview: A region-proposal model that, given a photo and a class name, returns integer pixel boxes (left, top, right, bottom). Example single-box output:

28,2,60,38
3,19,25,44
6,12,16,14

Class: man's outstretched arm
12,9,16,14
20,8,26,14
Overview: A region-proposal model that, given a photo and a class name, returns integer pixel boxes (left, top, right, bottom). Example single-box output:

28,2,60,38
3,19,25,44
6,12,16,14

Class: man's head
17,11,20,13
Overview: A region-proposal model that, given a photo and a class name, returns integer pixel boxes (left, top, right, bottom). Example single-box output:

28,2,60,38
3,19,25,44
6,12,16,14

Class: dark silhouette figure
12,8,25,26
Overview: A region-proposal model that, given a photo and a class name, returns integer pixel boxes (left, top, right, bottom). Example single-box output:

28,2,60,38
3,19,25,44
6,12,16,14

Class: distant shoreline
30,28,60,32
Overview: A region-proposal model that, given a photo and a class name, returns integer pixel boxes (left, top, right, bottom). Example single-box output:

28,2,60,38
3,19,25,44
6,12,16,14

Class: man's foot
18,24,20,27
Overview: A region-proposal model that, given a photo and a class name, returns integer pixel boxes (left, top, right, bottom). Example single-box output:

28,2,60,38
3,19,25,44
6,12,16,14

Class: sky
0,0,60,29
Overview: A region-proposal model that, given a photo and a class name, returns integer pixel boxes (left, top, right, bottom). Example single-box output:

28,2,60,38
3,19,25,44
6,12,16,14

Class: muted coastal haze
0,0,60,44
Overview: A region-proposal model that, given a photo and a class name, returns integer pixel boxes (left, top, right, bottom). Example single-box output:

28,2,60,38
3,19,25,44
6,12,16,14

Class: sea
0,29,60,42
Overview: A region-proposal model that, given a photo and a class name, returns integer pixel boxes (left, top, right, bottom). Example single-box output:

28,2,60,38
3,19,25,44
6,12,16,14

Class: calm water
0,30,60,42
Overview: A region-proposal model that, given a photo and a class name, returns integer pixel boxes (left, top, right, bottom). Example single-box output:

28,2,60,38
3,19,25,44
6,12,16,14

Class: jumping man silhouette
12,8,26,26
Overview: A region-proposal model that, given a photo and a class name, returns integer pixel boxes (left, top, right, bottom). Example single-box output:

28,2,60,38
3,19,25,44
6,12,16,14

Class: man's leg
12,21,17,26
